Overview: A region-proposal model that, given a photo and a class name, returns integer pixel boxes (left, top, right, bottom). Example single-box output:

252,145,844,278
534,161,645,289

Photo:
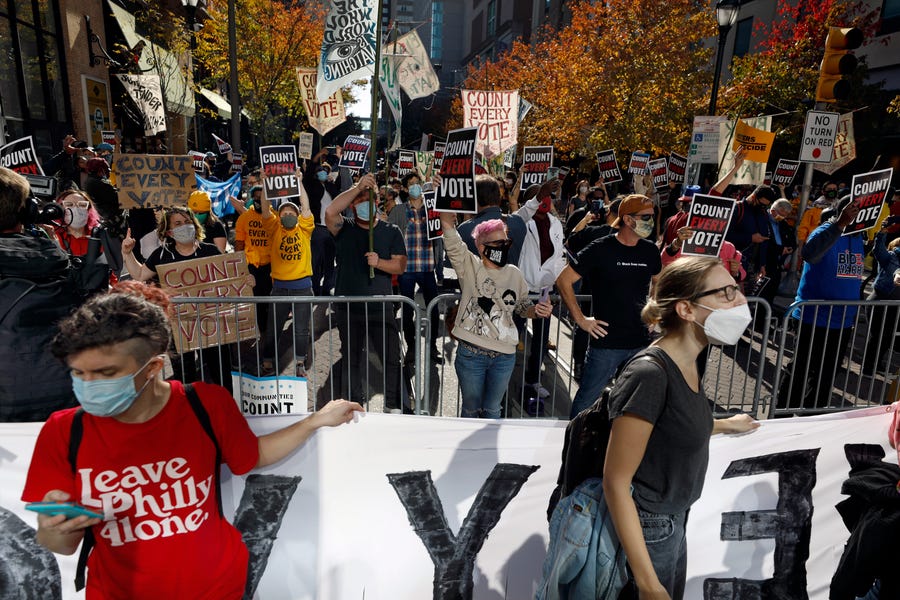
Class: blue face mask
354,201,371,222
71,357,155,417
408,184,422,198
317,170,328,182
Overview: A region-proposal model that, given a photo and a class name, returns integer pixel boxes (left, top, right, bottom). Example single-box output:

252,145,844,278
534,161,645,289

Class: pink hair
472,219,507,247
56,190,101,232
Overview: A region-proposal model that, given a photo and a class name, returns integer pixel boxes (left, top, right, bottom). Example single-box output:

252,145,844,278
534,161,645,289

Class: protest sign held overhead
628,151,650,175
732,119,776,164
424,191,443,240
297,132,314,160
649,158,669,190
116,74,166,136
503,145,516,169
259,145,300,202
395,30,440,100
435,127,478,213
378,49,402,126
296,68,347,137
595,149,622,183
338,136,371,171
316,0,377,102
101,131,117,147
668,152,687,184
0,136,43,175
682,194,736,258
800,110,839,163
717,116,771,185
815,112,856,175
114,154,194,209
433,142,446,171
230,152,243,174
772,159,801,187
842,168,894,236
461,90,519,157
520,146,553,191
398,150,415,177
415,151,434,181
196,172,241,218
189,151,206,172
212,133,232,154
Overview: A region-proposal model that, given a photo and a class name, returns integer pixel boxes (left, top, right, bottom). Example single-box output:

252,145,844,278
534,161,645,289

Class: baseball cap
611,194,653,228
679,185,702,202
188,190,212,213
95,142,114,152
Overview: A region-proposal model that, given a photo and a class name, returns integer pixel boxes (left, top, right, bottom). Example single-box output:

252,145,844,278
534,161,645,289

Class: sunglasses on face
631,213,653,221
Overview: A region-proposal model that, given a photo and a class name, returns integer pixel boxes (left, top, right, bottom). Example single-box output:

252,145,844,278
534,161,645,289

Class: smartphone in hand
26,502,103,520
539,286,550,303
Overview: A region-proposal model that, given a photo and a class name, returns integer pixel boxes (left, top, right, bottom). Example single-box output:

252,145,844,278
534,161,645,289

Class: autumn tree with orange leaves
454,0,716,162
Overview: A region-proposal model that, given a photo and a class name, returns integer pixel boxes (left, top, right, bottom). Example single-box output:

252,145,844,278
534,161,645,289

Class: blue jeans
570,346,642,418
638,508,688,599
454,342,515,418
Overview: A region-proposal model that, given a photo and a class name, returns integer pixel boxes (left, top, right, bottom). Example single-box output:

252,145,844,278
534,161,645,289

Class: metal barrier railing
771,299,900,417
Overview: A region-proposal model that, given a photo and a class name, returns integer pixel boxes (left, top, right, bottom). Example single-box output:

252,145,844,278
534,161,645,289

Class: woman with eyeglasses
601,256,759,599
54,190,101,257
438,200,552,419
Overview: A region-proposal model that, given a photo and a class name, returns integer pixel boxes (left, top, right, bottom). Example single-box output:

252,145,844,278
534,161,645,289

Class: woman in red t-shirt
54,189,101,256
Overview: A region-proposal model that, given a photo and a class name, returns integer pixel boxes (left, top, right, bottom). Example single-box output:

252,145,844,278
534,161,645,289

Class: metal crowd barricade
770,299,900,418
169,295,423,414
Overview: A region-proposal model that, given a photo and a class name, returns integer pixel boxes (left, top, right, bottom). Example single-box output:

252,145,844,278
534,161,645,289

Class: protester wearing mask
563,178,592,221
438,208,552,419
187,190,227,252
756,198,795,305
234,185,278,329
54,190,102,257
556,194,663,418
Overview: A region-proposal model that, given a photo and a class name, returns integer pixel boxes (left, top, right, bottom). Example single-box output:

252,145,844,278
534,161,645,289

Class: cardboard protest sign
732,119,776,164
668,152,687,184
338,135,371,171
424,191,443,240
196,172,241,218
297,132,314,160
212,133,232,154
189,151,206,172
398,150,415,177
414,151,434,181
461,89,518,157
628,151,650,175
116,74,166,136
435,127,477,213
259,145,300,202
230,152,243,174
433,142,446,171
842,168,894,236
815,112,855,175
114,154,194,209
231,371,308,417
317,0,377,101
0,136,43,175
520,146,553,191
395,30,440,100
157,253,257,353
296,68,347,137
681,194,736,257
772,159,801,187
595,149,622,184
649,158,669,190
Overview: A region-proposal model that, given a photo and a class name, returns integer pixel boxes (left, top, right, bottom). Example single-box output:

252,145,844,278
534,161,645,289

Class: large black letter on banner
0,507,62,599
703,449,820,600
387,463,538,600
233,474,301,600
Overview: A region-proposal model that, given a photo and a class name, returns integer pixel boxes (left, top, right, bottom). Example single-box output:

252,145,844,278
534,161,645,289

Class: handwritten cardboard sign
461,89,518,157
114,154,195,209
520,146,553,191
681,194,736,257
156,253,257,353
435,127,477,213
259,145,300,202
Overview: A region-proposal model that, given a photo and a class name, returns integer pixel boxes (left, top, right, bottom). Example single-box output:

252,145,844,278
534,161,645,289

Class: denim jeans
454,342,515,418
570,346,642,418
638,508,688,599
262,286,312,364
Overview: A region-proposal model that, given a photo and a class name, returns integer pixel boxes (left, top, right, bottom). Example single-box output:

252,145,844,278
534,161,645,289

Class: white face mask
68,207,89,229
694,303,752,345
170,224,196,244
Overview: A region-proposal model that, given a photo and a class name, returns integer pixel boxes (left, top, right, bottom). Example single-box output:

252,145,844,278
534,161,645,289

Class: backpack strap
184,383,224,518
68,408,93,592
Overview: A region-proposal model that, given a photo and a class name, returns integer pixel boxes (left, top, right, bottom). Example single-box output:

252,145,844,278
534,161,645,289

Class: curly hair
641,257,722,335
50,291,171,362
155,206,205,244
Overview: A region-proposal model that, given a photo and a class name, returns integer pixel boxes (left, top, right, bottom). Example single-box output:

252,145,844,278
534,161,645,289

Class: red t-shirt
22,381,260,599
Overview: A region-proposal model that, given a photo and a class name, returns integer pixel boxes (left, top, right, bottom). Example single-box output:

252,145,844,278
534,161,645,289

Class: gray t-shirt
607,347,713,514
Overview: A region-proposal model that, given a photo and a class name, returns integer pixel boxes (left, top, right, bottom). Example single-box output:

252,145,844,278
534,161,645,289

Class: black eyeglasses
693,284,741,302
631,214,653,221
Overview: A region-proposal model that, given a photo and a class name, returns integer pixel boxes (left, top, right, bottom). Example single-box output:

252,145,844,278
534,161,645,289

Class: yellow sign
732,119,775,164
84,77,112,147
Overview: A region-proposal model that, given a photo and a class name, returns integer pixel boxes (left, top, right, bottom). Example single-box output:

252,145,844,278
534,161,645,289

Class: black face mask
482,240,512,267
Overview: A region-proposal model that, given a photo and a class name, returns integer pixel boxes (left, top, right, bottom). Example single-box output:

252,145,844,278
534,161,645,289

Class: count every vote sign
681,194,736,257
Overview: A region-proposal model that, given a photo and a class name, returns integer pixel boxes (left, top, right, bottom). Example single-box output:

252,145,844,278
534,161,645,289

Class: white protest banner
461,90,519,157
772,159,801,187
520,146,553,191
378,50,403,126
189,150,205,172
259,145,300,202
116,74,166,136
414,151,434,181
688,115,728,164
0,136,43,175
595,149,622,183
815,112,856,175
296,68,347,137
435,127,478,213
297,132,315,160
717,116,771,185
668,152,687,184
338,135,371,171
3,408,896,599
395,29,440,100
114,154,194,209
424,190,443,240
800,110,839,163
649,157,669,190
628,151,650,175
398,150,415,177
212,133,232,154
842,168,895,236
682,193,736,257
231,371,308,417
316,0,377,102
518,97,533,123
156,253,257,352
433,142,446,171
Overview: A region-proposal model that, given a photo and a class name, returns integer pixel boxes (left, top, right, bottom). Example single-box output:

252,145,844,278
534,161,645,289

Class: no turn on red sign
799,110,839,163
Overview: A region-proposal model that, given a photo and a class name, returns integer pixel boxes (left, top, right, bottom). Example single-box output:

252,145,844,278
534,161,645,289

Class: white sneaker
388,408,403,414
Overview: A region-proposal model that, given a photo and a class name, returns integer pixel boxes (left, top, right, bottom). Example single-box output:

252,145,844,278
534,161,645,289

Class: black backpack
547,351,667,520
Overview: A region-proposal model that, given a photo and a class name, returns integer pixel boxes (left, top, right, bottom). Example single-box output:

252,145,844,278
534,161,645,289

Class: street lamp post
182,0,201,150
708,0,741,116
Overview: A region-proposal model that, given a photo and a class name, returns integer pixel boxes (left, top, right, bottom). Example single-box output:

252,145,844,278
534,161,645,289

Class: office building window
487,0,496,36
882,0,900,34
733,17,753,59
431,1,443,61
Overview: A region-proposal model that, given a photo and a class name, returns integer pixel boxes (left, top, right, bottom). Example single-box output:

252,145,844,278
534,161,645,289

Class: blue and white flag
196,172,240,218
316,0,377,102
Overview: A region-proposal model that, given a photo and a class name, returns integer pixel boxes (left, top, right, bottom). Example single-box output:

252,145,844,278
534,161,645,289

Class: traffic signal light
815,26,863,103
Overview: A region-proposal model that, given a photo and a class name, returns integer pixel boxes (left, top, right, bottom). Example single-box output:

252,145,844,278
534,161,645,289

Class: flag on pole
316,0,378,102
